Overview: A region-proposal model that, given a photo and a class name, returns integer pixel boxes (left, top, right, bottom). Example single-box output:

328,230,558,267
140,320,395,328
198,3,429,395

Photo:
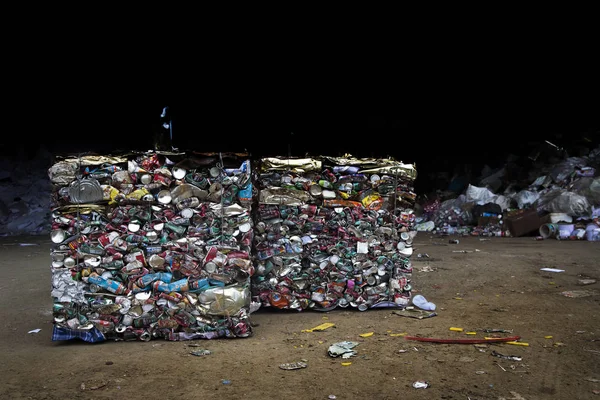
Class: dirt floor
0,233,599,400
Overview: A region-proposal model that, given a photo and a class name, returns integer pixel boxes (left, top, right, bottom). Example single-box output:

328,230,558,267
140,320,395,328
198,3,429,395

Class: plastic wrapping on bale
251,155,417,312
48,152,254,342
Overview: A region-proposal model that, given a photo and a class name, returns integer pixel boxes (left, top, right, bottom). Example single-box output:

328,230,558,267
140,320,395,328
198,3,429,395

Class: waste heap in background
47,151,255,342
414,143,600,240
0,146,53,236
251,154,418,312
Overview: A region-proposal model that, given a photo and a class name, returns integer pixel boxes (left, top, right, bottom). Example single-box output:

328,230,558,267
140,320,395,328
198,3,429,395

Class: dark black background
37,103,598,159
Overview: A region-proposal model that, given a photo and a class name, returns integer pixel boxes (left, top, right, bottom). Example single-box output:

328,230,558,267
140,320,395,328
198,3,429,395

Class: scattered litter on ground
279,361,308,370
506,341,529,346
405,335,521,344
190,349,211,356
578,279,597,286
392,309,437,319
540,268,565,273
328,341,359,359
560,290,599,298
302,323,335,333
412,381,429,389
481,328,513,333
491,350,522,361
80,381,107,391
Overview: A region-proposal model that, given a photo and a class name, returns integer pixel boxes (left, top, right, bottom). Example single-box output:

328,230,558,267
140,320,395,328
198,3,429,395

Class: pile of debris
415,141,600,240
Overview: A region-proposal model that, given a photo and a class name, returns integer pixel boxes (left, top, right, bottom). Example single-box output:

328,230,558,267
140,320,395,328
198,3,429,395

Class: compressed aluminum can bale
48,151,254,343
251,154,417,312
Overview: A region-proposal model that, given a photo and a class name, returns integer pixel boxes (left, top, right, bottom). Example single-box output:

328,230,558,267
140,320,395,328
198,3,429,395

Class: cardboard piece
504,209,550,237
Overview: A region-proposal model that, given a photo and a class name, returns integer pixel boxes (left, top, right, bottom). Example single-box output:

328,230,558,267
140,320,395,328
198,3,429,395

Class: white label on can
356,241,368,254
322,190,336,199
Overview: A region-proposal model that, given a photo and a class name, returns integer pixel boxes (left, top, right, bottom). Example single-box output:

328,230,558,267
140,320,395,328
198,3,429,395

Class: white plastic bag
466,184,495,204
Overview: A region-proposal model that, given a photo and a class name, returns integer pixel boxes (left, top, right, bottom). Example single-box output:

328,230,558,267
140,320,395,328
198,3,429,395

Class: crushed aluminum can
491,350,522,361
412,380,430,389
190,349,212,356
279,361,308,370
328,341,359,358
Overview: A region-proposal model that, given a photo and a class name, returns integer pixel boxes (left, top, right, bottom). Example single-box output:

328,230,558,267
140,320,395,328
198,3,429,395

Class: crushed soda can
491,350,522,361
279,361,308,370
412,381,430,389
190,349,212,356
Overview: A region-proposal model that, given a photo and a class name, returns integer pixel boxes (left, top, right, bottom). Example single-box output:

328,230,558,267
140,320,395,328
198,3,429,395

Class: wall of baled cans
48,151,417,343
